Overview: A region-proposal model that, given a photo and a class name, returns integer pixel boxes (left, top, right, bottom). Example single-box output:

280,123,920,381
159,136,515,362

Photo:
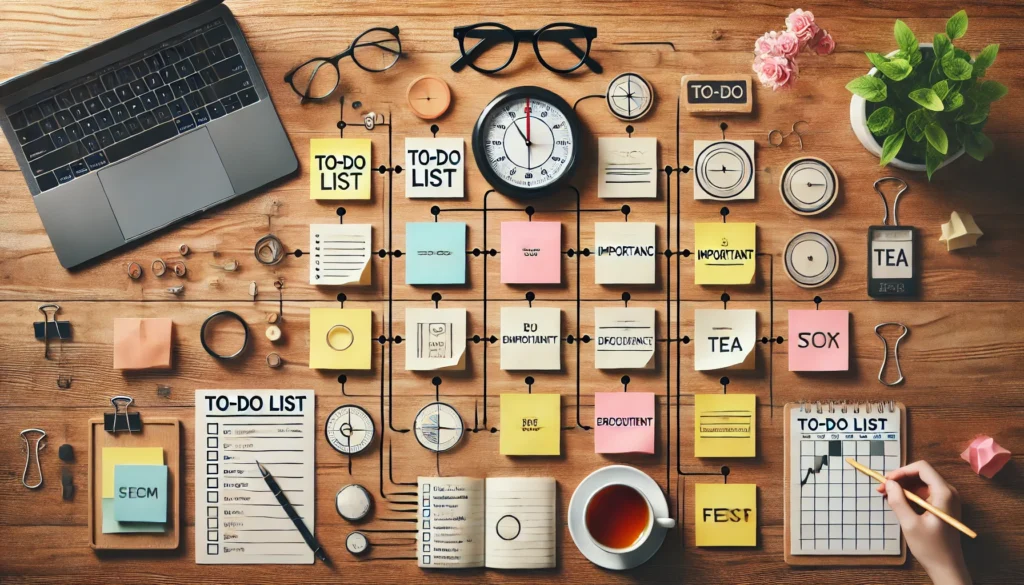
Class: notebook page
418,476,485,568
789,404,901,555
484,477,556,569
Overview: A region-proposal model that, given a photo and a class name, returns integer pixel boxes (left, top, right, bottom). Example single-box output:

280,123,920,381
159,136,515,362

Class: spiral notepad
783,401,907,566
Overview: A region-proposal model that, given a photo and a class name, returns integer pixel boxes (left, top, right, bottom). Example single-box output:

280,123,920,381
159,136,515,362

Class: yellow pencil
845,458,977,539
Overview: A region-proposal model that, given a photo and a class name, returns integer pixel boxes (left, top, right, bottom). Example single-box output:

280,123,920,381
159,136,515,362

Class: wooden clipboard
88,417,181,550
783,402,907,566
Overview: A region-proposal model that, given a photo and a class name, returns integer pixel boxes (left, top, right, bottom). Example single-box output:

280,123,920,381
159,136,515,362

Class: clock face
473,87,580,198
780,157,838,215
606,72,654,121
413,402,464,453
784,231,839,288
407,75,451,120
693,140,755,200
325,405,375,455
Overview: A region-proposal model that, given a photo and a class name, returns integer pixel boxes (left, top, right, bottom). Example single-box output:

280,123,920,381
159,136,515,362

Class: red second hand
524,97,531,144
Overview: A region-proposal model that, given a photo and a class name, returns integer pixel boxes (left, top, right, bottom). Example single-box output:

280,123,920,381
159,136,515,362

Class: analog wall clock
472,86,581,198
779,157,838,215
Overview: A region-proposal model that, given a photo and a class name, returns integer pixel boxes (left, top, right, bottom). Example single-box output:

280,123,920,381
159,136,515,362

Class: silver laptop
0,0,297,268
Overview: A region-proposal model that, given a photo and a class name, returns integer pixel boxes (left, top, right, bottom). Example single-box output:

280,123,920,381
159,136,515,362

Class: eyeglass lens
292,60,339,100
463,25,516,72
536,25,588,72
352,29,401,72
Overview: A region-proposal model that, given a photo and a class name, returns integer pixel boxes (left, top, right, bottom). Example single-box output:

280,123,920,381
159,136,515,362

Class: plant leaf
909,88,944,111
933,33,952,61
964,131,994,161
931,80,950,100
943,57,973,81
924,122,949,155
973,80,1008,103
946,10,968,40
876,58,912,81
944,91,965,111
908,49,923,67
846,75,888,102
954,48,972,62
894,19,918,55
973,44,999,77
906,109,930,141
867,106,896,135
866,52,889,69
925,142,944,180
880,129,906,167
957,100,990,125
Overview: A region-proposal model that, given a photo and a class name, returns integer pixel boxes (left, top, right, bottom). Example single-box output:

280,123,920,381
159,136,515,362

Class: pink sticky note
961,435,1011,479
500,221,561,284
594,392,655,454
788,310,849,372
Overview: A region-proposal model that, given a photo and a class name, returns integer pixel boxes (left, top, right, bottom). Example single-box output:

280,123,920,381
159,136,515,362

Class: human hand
877,461,972,585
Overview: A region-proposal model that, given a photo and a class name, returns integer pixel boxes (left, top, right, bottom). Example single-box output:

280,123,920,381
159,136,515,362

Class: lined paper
195,390,315,564
484,477,556,569
418,477,485,568
309,223,372,285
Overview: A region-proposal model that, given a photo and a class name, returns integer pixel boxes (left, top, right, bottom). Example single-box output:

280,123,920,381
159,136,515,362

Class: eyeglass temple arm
557,38,602,73
348,39,402,55
450,35,502,72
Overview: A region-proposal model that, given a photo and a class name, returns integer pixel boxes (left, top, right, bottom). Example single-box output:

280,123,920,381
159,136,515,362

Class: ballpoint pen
256,460,330,563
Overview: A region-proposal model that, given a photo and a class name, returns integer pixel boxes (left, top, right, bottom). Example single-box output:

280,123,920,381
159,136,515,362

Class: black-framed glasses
284,26,401,102
451,22,600,74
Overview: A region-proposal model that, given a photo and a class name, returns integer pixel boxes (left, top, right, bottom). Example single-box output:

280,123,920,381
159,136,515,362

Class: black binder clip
104,396,141,434
34,304,72,360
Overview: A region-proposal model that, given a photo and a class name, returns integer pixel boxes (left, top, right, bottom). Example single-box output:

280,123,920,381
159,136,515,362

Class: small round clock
694,140,755,199
606,72,654,121
472,86,581,198
780,157,839,215
413,402,464,453
325,405,375,455
407,75,451,120
784,231,839,288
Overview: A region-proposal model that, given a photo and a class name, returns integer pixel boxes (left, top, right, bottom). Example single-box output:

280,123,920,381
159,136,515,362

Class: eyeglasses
284,26,401,102
451,22,600,74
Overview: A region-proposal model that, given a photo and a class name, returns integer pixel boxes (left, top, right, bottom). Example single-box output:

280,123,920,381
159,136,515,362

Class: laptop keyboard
6,18,261,193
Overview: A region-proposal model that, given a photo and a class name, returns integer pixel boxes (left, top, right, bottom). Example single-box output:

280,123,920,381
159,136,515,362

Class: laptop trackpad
97,128,235,240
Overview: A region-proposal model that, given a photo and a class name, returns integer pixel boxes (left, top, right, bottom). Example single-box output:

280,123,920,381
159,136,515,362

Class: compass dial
325,405,375,455
606,72,654,121
413,402,465,453
780,157,838,215
694,140,754,199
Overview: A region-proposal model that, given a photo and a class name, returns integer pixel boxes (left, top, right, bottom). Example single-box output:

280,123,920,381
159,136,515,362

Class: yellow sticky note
102,447,163,498
500,394,561,455
310,138,371,200
694,394,755,457
310,308,373,370
694,222,756,285
695,483,757,546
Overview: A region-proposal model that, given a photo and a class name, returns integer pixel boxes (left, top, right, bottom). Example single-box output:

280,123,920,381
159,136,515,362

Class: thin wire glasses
451,22,600,74
284,26,401,102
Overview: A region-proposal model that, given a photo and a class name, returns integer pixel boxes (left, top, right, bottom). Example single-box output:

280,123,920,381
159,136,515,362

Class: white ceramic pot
849,43,965,172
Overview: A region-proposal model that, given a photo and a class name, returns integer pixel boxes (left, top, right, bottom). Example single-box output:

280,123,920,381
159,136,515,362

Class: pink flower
786,8,819,44
775,31,801,58
754,31,778,56
811,29,836,55
753,54,794,90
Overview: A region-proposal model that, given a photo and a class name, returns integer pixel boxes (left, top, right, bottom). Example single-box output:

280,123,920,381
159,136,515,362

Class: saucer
567,465,671,570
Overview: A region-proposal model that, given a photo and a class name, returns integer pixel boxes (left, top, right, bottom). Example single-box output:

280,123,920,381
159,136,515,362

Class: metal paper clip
875,322,909,386
874,176,909,226
768,120,808,150
20,429,46,489
38,304,62,360
104,396,141,433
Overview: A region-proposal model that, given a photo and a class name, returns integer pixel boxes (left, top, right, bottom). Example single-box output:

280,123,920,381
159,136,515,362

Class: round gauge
325,405,375,455
606,73,654,121
472,86,581,198
346,531,370,556
780,157,838,215
413,402,464,453
694,141,754,199
336,484,373,522
407,75,452,120
784,231,839,288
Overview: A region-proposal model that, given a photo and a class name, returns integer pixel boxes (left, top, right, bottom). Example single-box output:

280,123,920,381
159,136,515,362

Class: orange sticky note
113,318,172,370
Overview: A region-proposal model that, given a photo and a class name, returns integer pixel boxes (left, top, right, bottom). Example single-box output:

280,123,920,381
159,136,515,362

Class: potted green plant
847,10,1006,179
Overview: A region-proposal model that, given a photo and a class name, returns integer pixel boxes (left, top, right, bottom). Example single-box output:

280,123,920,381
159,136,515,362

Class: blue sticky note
406,222,466,285
102,498,165,533
113,464,168,523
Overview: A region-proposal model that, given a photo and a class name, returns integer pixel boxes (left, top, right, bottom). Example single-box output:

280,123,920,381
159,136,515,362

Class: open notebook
417,476,556,569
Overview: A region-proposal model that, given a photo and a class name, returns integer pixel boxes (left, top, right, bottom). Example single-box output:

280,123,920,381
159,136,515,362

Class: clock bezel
472,85,582,199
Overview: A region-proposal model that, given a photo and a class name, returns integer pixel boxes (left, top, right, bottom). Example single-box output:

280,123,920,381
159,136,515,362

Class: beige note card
594,222,657,285
500,307,561,371
594,307,655,369
598,137,658,199
694,309,756,371
405,308,467,371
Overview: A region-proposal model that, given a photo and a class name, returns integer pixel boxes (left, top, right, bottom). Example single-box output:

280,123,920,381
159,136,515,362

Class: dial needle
710,167,738,173
806,182,825,187
524,98,531,144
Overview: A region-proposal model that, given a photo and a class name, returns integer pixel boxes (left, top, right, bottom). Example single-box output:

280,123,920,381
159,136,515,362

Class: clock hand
709,167,739,172
806,182,825,187
524,98,531,144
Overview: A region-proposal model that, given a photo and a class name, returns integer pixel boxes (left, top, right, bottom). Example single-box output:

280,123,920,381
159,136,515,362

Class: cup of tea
584,482,676,554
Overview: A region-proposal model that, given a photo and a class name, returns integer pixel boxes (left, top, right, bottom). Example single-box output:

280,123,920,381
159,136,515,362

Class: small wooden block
681,75,753,115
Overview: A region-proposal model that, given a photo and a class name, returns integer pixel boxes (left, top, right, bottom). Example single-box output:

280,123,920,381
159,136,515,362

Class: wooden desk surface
1,1,1022,583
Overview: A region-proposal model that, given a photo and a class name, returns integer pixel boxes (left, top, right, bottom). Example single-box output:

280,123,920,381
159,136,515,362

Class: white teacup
584,482,676,554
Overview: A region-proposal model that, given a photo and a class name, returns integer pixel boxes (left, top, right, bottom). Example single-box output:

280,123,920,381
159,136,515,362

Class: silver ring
327,324,355,351
255,234,285,265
